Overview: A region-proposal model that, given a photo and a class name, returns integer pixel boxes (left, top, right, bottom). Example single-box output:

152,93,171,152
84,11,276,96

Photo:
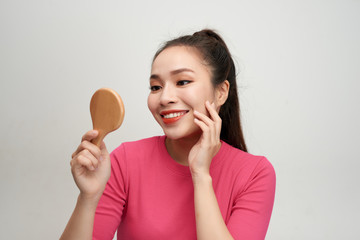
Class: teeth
163,112,185,119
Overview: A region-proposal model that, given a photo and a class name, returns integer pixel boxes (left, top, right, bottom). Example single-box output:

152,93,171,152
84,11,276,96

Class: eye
150,85,161,91
177,80,192,86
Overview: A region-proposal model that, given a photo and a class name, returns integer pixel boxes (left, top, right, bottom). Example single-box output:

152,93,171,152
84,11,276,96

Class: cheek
184,88,215,113
147,95,156,113
183,93,207,113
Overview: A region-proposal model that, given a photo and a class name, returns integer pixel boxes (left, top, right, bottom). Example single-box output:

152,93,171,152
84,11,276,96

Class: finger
80,148,100,169
72,139,101,160
81,130,99,142
206,101,222,124
72,130,98,158
72,148,99,170
72,154,96,172
194,110,215,143
194,118,213,146
193,110,214,127
194,117,209,132
82,140,102,160
194,109,216,143
206,101,222,140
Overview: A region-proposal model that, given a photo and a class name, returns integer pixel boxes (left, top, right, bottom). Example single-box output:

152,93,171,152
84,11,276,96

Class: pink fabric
93,136,276,240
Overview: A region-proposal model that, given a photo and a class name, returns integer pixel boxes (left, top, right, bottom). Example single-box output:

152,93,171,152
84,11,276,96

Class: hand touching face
148,46,218,140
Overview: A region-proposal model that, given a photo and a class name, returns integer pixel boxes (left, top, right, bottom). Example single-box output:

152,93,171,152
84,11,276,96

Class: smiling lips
160,110,189,124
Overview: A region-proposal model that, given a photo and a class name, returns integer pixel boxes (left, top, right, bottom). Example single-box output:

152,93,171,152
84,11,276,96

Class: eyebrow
170,68,194,75
150,68,194,80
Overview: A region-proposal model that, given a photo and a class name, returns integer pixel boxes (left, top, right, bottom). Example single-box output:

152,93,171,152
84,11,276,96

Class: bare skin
60,130,110,240
189,101,234,240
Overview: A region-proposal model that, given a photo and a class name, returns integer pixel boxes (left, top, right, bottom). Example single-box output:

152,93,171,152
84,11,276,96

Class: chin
163,127,202,141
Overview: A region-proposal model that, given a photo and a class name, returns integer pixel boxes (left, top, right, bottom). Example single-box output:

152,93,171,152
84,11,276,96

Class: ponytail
153,29,248,152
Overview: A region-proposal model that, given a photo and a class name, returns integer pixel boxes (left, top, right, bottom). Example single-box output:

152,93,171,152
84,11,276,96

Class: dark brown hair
153,29,248,152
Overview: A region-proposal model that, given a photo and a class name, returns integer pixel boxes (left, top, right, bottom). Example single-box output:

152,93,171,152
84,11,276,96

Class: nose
160,84,177,106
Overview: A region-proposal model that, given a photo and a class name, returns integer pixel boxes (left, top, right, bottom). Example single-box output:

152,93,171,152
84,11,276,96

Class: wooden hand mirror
90,88,125,147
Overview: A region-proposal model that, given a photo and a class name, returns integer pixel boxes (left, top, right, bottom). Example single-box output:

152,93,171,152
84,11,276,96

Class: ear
215,80,230,109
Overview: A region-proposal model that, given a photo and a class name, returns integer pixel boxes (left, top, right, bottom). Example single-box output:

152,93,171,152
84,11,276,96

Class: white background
0,0,359,239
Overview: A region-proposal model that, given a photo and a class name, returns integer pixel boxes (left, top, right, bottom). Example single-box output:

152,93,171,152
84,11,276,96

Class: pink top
93,136,276,240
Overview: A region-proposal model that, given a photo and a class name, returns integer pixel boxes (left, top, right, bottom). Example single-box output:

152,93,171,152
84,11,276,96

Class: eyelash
150,86,161,91
177,80,192,86
149,80,192,92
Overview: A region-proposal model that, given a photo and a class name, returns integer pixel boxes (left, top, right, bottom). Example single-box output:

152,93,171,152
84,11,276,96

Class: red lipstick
160,110,188,124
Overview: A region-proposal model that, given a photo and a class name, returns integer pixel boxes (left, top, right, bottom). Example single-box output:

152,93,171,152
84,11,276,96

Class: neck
165,134,200,166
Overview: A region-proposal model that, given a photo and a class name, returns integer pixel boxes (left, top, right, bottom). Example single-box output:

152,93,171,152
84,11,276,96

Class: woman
61,29,276,240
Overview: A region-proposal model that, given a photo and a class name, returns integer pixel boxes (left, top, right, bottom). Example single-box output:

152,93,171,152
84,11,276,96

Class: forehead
151,46,210,75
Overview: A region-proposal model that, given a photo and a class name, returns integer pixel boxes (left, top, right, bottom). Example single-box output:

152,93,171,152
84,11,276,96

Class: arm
193,173,234,240
189,101,234,240
60,130,111,240
190,102,275,239
60,194,99,240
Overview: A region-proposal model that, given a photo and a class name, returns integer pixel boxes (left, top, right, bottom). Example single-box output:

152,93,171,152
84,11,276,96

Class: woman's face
147,46,217,140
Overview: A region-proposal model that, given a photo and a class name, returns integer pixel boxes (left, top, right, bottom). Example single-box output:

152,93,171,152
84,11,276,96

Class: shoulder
111,135,163,156
218,142,276,182
224,142,273,167
219,143,276,196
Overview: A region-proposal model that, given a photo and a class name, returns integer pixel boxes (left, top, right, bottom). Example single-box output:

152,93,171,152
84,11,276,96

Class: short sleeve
227,157,276,240
93,144,128,240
